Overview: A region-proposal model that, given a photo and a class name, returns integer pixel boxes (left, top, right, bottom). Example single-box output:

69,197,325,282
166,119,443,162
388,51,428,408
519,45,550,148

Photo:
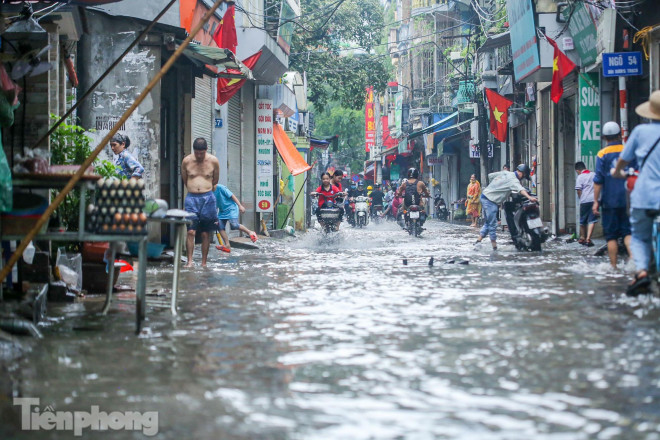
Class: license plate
410,211,420,219
527,218,543,229
358,212,365,216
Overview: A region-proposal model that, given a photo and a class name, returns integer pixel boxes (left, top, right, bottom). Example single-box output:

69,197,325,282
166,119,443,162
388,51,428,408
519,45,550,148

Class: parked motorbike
510,193,549,251
354,196,370,228
312,193,344,234
404,204,425,237
434,194,449,221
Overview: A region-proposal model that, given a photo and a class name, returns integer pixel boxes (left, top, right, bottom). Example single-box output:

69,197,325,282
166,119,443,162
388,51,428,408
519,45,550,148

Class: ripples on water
2,221,660,439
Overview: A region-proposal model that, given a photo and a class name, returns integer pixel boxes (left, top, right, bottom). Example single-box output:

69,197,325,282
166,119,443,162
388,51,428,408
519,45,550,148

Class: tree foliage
290,0,389,111
313,101,366,174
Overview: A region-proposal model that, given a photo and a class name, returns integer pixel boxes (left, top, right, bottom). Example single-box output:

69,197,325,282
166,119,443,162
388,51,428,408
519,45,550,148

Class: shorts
579,202,598,225
218,218,240,230
185,191,217,232
602,207,631,241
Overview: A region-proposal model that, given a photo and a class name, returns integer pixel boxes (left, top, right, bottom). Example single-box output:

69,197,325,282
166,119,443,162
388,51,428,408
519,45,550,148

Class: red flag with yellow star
546,36,576,103
213,4,238,55
216,50,262,105
484,88,513,143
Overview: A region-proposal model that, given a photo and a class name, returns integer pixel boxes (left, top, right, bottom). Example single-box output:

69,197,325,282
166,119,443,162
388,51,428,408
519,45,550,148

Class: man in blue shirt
613,90,660,295
214,184,257,253
592,121,634,269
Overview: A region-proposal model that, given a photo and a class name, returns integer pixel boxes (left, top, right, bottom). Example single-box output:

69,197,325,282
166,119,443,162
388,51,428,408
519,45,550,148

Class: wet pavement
2,220,660,439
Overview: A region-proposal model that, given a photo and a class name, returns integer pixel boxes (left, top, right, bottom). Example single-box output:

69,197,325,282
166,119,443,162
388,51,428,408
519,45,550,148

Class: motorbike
312,193,344,234
353,195,370,228
434,194,449,221
403,204,425,237
510,192,549,251
371,203,384,224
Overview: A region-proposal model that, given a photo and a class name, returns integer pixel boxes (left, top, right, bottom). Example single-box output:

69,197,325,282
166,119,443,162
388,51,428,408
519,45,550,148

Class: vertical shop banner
506,0,541,82
256,99,274,213
394,92,403,136
563,2,598,66
365,87,375,153
579,73,600,170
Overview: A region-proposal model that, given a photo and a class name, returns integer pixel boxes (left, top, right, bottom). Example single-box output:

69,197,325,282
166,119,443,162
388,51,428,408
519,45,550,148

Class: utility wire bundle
87,178,147,235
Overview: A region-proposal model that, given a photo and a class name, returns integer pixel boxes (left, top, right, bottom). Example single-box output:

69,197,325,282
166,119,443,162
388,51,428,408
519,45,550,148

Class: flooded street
3,220,660,439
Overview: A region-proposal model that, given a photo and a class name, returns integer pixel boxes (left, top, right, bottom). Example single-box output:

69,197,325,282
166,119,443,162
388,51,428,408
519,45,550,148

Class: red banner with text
365,87,375,153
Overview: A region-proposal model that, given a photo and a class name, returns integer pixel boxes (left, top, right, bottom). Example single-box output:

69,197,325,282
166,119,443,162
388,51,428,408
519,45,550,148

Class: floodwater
2,220,660,439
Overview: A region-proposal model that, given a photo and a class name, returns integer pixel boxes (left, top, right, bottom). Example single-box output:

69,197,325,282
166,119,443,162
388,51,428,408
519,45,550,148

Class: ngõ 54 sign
256,99,274,213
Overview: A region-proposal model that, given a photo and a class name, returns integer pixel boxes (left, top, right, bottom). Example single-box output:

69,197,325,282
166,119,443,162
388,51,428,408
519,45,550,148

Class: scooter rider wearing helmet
346,181,367,222
476,164,537,250
370,183,386,216
396,168,430,225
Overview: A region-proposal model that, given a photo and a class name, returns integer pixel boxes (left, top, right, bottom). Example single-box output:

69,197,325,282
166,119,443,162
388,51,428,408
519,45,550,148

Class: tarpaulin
273,122,311,176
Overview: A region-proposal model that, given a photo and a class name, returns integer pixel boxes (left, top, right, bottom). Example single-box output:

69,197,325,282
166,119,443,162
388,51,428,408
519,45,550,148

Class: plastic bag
0,63,21,106
13,148,49,174
55,248,82,292
0,144,11,212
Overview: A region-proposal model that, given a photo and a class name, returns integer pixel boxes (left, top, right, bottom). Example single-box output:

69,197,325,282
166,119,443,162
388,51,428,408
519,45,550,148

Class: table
1,178,190,333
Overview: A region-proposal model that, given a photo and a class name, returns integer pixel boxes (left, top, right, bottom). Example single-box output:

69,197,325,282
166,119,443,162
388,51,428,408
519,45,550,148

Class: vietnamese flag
546,36,576,103
484,88,513,143
216,50,262,105
213,4,238,55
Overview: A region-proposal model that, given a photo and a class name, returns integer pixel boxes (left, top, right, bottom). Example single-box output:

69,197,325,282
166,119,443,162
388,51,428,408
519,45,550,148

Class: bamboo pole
0,0,228,284
29,0,178,152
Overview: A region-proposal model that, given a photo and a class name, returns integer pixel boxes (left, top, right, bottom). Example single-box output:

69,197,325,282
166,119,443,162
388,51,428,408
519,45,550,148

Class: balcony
411,0,452,17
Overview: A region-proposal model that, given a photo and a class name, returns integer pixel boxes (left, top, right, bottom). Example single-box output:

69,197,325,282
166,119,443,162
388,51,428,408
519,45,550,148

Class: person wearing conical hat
612,90,660,296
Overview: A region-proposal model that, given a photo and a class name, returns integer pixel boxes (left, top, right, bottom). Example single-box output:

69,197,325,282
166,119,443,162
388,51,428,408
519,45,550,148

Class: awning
178,42,254,80
408,112,458,139
440,129,471,155
478,31,511,53
273,123,312,176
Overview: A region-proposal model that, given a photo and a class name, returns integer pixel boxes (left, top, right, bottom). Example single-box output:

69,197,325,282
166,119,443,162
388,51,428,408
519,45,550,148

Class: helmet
516,164,531,179
357,180,364,188
375,183,381,188
602,121,621,136
367,186,373,191
407,168,419,179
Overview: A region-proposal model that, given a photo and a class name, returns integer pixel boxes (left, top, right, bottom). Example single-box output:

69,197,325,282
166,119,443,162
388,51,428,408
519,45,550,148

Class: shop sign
469,143,493,159
562,2,598,66
394,92,403,134
506,0,541,82
427,155,442,166
365,87,375,153
602,52,643,77
579,73,600,170
256,99,274,213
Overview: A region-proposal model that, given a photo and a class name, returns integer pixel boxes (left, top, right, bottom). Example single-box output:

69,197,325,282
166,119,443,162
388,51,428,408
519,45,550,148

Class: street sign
214,118,223,128
602,52,643,77
256,99,274,213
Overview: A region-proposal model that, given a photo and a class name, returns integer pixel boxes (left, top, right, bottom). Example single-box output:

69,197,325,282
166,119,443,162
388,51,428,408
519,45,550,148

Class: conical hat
635,90,660,120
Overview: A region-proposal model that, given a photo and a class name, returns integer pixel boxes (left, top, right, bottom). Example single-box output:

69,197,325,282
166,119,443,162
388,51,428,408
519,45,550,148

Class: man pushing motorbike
396,168,430,227
475,164,537,250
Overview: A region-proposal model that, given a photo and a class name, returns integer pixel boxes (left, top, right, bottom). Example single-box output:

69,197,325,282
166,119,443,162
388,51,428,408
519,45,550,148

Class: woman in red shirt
314,172,341,208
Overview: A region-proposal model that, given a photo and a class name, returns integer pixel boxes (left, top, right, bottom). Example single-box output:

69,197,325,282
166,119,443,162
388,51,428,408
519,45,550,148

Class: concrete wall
78,13,162,202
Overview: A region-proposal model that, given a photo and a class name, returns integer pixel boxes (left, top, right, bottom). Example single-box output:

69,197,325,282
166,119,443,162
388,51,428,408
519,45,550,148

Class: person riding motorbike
502,164,533,240
367,185,373,197
312,172,345,227
346,181,366,223
385,183,396,204
396,168,430,226
370,183,385,217
332,169,344,191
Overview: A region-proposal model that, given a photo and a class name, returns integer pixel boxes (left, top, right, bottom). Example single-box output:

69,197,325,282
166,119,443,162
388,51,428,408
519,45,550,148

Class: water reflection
2,221,660,439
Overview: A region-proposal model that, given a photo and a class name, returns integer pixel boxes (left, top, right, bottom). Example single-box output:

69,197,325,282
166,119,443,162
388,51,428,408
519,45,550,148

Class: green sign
579,73,600,170
394,92,403,135
563,2,598,66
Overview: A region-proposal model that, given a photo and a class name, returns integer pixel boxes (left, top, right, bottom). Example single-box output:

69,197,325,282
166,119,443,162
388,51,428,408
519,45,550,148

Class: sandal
216,245,231,253
585,239,594,247
577,238,586,245
626,271,652,297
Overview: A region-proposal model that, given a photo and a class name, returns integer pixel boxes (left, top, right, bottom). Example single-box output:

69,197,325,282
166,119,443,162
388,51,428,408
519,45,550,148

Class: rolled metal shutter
192,76,213,151
227,93,242,191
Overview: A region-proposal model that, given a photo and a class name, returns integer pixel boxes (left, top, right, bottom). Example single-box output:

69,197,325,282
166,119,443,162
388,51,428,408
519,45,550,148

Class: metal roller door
227,93,242,193
192,76,213,151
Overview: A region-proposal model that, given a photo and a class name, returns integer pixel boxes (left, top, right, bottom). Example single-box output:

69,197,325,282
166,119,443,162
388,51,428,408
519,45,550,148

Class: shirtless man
182,138,220,267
